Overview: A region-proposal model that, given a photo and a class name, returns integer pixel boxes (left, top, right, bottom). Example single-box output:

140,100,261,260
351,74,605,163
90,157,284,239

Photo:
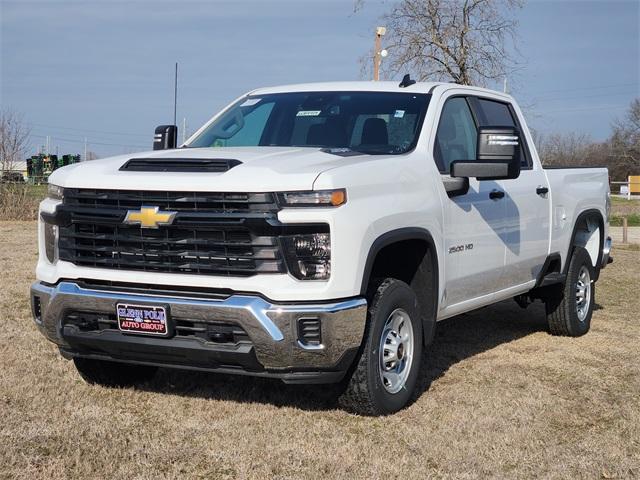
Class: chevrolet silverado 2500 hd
31,80,612,415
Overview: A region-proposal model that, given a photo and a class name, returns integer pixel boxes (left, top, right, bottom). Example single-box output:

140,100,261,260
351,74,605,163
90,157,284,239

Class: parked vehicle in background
25,154,81,184
31,80,611,414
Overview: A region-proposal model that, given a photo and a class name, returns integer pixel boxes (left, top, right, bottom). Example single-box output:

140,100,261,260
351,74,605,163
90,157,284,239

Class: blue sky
1,0,638,158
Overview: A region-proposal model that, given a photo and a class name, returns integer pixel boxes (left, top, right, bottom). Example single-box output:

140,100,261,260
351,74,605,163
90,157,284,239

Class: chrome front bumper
30,281,367,381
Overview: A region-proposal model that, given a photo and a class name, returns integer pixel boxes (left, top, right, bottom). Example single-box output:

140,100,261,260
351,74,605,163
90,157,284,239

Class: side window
434,97,477,173
474,98,531,168
476,99,514,126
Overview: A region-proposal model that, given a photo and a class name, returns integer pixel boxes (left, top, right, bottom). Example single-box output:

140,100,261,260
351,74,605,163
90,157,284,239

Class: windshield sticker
296,110,322,117
394,110,405,118
240,98,262,107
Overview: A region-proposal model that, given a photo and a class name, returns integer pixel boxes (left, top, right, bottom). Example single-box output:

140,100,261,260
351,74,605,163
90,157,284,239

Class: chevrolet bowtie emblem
123,206,177,229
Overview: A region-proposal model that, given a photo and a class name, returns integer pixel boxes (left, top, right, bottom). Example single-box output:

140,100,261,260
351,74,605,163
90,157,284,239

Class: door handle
536,186,549,196
489,190,505,200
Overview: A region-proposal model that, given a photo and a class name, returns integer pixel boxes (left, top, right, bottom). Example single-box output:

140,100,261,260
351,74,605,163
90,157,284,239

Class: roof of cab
249,81,513,102
250,81,445,95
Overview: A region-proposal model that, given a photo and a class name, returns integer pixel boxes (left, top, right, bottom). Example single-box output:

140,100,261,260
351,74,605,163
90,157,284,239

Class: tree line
533,99,639,182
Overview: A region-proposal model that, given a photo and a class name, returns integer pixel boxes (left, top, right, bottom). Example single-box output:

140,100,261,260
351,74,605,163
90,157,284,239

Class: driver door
434,96,507,310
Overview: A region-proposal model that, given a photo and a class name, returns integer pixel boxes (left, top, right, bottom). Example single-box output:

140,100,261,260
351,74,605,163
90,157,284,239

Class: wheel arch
565,208,605,281
360,227,439,346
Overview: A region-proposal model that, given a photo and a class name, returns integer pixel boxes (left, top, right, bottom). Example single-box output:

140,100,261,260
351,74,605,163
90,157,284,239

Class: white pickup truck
31,80,612,414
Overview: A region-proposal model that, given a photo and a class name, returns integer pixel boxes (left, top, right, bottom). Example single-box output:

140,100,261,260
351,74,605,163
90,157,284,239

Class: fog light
32,295,42,324
297,317,322,346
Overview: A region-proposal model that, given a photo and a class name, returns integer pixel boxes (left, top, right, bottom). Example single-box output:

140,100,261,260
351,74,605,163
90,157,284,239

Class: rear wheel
339,278,423,415
545,246,595,337
73,358,157,387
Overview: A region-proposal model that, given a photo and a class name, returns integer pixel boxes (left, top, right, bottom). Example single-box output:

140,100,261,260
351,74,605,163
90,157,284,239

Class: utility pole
46,136,50,155
373,26,386,81
84,137,88,161
503,77,508,94
182,117,187,144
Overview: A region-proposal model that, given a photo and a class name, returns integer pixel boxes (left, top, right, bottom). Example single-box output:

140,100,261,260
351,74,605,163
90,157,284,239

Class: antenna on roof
173,62,178,126
399,74,416,88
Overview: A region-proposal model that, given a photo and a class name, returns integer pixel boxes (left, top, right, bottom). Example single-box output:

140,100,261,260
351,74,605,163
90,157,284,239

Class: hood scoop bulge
119,157,242,173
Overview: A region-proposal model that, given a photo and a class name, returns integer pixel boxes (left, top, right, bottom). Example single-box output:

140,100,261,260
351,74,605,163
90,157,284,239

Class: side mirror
153,125,177,150
450,127,521,180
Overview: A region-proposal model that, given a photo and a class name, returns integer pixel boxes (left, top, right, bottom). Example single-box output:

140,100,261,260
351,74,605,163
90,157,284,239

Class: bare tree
610,98,640,176
360,0,523,86
0,109,30,173
537,132,594,167
517,99,640,182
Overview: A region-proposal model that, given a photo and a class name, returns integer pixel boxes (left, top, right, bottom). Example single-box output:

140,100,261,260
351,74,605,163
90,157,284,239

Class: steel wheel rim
378,308,414,394
575,265,591,322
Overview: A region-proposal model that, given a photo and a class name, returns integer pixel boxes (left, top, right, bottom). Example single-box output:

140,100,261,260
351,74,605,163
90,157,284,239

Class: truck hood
48,147,373,192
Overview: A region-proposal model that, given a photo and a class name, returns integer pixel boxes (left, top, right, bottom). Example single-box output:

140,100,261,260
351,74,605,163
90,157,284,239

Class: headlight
47,184,64,200
282,233,331,280
44,222,58,263
277,189,346,207
43,184,63,262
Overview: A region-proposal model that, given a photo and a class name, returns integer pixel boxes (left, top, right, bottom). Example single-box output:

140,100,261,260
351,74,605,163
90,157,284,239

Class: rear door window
476,99,514,126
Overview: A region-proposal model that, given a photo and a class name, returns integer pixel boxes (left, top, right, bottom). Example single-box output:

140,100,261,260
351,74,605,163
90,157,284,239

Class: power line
30,127,148,148
525,82,639,97
530,89,639,103
30,133,147,149
534,104,628,114
28,122,148,138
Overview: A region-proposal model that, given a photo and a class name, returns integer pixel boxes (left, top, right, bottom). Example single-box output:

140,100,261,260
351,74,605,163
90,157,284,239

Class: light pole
373,26,386,81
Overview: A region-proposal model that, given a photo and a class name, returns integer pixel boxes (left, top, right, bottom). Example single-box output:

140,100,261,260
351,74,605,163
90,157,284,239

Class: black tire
545,246,595,337
73,358,157,387
339,278,423,415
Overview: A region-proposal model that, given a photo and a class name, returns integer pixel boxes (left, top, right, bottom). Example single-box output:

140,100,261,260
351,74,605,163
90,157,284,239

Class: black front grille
62,188,278,212
58,188,287,276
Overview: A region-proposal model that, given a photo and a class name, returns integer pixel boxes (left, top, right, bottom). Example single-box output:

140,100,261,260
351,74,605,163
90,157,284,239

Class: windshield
187,91,431,155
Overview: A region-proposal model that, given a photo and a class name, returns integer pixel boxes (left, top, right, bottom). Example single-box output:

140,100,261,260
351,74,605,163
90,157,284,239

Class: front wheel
339,278,423,415
545,246,595,337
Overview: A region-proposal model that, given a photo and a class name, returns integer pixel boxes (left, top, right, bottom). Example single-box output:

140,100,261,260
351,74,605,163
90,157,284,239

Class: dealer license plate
116,303,170,336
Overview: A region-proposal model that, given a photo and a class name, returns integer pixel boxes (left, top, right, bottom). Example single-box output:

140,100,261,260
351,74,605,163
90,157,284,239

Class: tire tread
546,246,594,337
339,278,420,415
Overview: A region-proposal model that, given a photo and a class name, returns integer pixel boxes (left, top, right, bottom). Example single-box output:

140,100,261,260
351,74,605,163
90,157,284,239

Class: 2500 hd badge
449,243,474,254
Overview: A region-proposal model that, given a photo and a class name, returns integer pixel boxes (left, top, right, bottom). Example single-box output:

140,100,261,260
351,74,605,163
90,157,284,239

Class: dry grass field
1,221,638,479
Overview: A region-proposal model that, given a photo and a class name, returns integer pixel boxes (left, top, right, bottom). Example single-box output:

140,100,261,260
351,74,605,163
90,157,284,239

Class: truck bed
545,167,609,270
